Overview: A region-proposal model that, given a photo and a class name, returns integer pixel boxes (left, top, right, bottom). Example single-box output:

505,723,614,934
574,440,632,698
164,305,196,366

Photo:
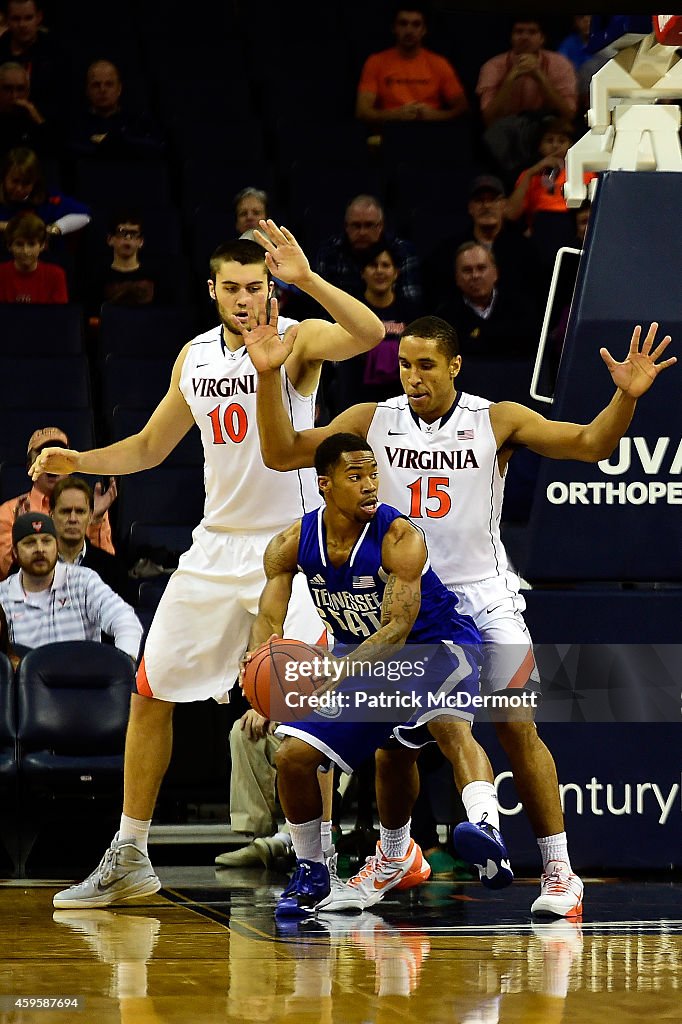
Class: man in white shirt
0,512,142,660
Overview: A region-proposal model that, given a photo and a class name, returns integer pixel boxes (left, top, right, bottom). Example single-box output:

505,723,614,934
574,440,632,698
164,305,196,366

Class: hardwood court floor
1,868,681,1023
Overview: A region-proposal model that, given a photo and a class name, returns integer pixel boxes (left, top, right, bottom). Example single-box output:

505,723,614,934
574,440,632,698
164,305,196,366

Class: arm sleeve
548,53,578,112
0,500,16,579
87,510,115,554
85,572,143,660
476,55,504,112
357,53,381,97
437,55,465,104
53,212,91,235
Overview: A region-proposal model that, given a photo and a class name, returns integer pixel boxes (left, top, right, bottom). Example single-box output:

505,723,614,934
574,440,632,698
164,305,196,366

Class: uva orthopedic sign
546,436,682,507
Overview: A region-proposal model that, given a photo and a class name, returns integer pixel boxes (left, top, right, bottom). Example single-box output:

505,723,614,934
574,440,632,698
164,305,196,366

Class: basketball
241,637,325,721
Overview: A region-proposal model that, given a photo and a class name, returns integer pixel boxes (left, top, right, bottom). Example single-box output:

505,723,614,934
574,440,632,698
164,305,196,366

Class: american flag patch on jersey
353,576,375,589
457,429,474,440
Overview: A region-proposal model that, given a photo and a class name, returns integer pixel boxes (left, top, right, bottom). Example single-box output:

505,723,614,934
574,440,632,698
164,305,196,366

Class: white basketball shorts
137,524,327,703
448,570,540,693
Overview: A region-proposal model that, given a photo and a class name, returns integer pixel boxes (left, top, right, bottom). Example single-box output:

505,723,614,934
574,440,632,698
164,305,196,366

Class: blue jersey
297,502,480,647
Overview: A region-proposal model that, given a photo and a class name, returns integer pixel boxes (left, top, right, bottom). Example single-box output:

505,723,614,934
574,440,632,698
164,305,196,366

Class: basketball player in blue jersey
240,308,675,918
29,222,389,910
245,432,512,916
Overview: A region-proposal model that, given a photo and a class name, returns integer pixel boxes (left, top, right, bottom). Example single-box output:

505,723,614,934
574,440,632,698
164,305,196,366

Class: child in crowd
504,117,596,232
0,210,68,303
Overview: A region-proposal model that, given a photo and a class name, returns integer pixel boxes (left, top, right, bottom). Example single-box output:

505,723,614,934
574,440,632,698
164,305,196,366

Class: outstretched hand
600,322,676,398
29,446,82,480
233,295,297,373
252,219,312,286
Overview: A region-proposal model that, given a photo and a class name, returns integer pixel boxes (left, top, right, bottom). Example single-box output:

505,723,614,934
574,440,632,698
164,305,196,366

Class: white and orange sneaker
342,839,431,909
531,861,584,918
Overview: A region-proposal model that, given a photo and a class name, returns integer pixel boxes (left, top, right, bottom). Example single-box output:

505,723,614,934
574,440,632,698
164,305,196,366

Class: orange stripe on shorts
136,655,154,698
506,646,536,689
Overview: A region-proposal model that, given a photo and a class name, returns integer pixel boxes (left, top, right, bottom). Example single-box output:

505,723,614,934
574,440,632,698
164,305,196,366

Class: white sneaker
215,841,262,867
345,839,431,909
53,836,161,909
315,849,364,912
531,861,584,918
253,835,294,868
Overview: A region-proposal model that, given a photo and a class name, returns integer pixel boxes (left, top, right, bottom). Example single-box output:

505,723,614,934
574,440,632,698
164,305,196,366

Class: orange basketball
241,638,325,721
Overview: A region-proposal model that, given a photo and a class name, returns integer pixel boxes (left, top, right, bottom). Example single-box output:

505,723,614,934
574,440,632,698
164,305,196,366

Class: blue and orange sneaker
275,859,330,917
453,817,514,890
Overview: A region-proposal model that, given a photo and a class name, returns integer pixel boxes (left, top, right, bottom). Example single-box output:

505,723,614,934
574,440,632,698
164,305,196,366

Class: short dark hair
455,240,497,266
209,238,267,282
358,241,400,271
393,3,430,24
5,210,46,245
314,433,374,477
400,315,460,359
107,210,144,235
49,475,94,513
540,116,575,142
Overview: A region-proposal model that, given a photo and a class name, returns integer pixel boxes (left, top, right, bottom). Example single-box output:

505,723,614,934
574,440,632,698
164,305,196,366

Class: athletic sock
320,819,333,854
286,816,324,863
119,815,152,856
461,781,500,831
538,833,572,874
380,819,411,859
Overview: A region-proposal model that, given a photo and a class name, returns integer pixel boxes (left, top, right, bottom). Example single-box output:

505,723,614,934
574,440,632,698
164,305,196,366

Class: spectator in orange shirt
356,5,468,124
504,118,596,231
0,210,67,303
0,426,117,580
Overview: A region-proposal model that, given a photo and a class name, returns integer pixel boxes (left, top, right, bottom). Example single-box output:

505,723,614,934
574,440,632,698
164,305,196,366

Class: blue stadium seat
0,409,95,466
15,642,134,873
0,653,16,784
0,357,91,410
0,305,84,355
74,158,172,207
98,304,200,359
111,406,203,465
115,464,205,550
0,462,32,504
102,354,173,420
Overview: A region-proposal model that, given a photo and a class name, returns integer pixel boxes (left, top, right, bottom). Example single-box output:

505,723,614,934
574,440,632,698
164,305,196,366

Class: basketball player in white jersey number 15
243,310,675,918
30,220,387,910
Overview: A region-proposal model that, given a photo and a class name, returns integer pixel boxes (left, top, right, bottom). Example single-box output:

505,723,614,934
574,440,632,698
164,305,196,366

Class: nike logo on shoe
373,869,404,890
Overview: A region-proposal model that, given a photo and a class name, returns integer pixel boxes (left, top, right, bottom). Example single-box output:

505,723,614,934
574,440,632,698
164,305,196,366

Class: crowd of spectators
0,3,606,854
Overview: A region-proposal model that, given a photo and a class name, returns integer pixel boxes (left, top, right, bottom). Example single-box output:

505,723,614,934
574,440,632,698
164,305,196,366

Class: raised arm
30,344,195,479
491,323,676,460
253,220,384,372
248,522,301,650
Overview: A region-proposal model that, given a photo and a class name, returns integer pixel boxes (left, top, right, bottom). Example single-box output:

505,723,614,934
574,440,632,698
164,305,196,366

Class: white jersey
179,320,320,533
367,392,508,585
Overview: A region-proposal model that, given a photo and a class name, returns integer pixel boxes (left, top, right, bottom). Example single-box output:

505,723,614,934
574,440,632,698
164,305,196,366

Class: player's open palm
237,296,297,372
253,219,310,285
29,446,82,480
600,322,676,398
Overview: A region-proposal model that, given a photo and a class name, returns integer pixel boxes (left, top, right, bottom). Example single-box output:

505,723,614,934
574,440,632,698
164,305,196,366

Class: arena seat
0,304,84,355
0,463,28,504
15,642,134,873
115,464,205,550
98,304,200,359
74,158,172,208
0,653,18,874
102,355,173,422
0,409,95,466
111,407,203,465
0,357,91,411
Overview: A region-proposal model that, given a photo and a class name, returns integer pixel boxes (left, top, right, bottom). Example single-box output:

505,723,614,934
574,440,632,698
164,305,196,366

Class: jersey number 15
408,476,451,518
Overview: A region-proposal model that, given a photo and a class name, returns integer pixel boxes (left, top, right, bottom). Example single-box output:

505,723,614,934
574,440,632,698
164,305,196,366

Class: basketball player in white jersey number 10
30,220,387,910
242,310,675,918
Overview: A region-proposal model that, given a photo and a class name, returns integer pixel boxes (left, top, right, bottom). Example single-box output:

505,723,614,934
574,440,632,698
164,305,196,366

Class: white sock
286,816,324,863
461,781,500,831
320,819,333,853
538,833,572,874
119,814,152,855
380,819,411,858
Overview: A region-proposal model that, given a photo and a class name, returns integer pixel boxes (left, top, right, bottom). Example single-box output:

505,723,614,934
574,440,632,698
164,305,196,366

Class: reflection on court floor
0,872,680,1023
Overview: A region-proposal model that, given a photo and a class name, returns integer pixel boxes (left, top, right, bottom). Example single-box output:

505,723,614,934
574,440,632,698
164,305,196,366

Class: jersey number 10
208,404,248,444
408,476,451,518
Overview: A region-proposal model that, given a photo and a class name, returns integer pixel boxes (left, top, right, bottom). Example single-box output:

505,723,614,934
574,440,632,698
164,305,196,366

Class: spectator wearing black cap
0,425,117,580
435,240,540,360
422,174,543,311
0,512,141,659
